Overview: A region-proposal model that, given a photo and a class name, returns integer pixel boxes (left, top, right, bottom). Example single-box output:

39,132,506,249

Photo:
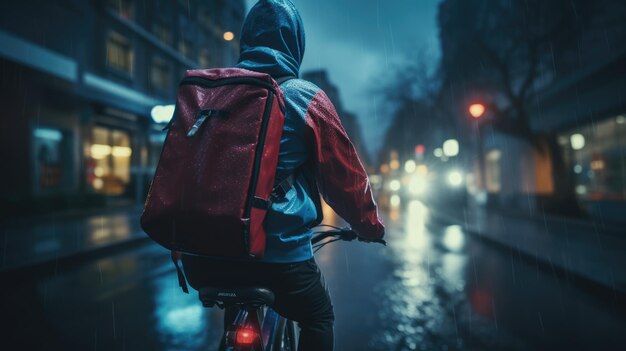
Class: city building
464,0,626,222
0,0,245,218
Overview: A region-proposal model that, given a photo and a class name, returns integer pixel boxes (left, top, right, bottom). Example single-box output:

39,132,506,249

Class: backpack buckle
270,174,296,201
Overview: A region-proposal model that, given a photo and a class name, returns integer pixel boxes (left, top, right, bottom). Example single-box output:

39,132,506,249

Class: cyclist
181,1,385,350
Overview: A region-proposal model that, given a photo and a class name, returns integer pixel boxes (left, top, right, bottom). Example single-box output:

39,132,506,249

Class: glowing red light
236,328,256,345
415,144,425,155
469,104,486,118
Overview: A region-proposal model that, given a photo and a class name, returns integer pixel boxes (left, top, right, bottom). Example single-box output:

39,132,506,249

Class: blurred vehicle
382,159,468,207
422,160,467,206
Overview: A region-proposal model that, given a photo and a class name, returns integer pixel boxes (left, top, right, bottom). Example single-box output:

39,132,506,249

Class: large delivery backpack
141,68,294,261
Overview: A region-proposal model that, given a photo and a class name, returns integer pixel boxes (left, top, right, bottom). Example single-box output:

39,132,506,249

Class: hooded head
237,0,305,78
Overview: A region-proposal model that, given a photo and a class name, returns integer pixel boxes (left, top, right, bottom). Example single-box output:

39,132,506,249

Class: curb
0,235,152,279
429,210,626,315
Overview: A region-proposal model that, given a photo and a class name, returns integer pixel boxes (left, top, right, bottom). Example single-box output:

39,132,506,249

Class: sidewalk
0,206,149,272
433,201,626,294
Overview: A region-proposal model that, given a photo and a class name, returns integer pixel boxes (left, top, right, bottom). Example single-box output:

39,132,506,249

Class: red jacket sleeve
304,90,385,240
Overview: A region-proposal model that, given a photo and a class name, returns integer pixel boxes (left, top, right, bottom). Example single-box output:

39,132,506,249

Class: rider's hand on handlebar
357,236,387,246
348,227,387,246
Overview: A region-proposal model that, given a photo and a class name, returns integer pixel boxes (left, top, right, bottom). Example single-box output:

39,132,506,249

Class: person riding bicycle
181,1,385,350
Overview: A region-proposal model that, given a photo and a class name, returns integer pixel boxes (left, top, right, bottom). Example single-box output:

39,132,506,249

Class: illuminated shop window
88,126,132,196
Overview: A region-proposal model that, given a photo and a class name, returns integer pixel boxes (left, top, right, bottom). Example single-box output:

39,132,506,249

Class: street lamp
223,32,235,41
468,103,487,196
469,103,485,119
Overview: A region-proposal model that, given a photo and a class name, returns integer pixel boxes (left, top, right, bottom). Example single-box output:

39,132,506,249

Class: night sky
244,0,441,158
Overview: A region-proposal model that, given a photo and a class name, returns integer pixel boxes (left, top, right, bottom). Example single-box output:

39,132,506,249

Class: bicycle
198,226,386,351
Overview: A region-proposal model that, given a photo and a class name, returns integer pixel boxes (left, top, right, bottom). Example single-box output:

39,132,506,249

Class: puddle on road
369,201,526,351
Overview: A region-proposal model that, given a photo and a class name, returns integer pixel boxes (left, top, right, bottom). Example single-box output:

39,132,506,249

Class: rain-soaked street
3,0,626,350
2,202,626,351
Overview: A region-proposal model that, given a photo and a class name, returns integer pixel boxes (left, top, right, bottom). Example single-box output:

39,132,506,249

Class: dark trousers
182,255,335,351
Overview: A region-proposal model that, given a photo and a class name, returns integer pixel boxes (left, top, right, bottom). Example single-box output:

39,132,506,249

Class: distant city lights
409,176,427,195
570,134,586,150
390,194,401,207
433,148,444,158
416,165,429,176
448,170,464,187
443,139,460,157
389,179,401,192
404,160,417,173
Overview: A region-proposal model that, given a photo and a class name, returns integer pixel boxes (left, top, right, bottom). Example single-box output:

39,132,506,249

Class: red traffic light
415,144,425,155
469,104,485,118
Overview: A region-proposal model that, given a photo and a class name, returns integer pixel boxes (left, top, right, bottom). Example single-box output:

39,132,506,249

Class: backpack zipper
180,76,276,92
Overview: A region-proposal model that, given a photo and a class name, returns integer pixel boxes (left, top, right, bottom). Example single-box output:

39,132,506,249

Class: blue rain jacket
237,0,384,262
238,0,318,262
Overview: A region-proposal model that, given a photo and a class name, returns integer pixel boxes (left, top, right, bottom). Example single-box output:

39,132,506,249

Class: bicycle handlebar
311,226,387,246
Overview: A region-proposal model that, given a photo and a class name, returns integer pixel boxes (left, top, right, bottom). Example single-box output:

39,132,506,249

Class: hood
236,0,305,78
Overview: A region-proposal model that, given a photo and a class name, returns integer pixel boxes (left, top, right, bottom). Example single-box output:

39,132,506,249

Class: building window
178,39,192,59
153,22,172,46
106,32,133,75
198,49,212,68
150,58,170,91
198,9,212,31
88,126,132,196
107,0,134,20
485,149,502,193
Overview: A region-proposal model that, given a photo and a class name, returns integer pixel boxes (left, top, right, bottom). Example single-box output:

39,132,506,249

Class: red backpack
141,68,293,261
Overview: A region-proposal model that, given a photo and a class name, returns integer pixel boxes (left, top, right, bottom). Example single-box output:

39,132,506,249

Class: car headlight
389,179,401,192
447,171,464,187
409,175,427,195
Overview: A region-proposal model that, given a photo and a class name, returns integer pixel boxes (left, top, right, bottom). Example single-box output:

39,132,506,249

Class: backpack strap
171,251,189,294
262,75,297,206
276,76,296,86
251,173,297,211
271,173,297,200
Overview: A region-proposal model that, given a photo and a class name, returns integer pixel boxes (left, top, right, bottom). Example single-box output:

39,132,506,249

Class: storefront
29,104,81,198
560,114,626,221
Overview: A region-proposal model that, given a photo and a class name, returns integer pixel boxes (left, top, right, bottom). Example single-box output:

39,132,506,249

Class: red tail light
236,328,256,345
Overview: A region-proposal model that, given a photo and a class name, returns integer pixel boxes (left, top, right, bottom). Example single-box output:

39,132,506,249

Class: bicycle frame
221,305,294,351
215,227,383,350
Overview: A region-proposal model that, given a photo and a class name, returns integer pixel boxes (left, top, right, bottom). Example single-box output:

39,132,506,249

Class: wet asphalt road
2,201,626,350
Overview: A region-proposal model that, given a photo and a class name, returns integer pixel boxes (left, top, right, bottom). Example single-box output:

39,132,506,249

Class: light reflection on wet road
2,201,626,350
